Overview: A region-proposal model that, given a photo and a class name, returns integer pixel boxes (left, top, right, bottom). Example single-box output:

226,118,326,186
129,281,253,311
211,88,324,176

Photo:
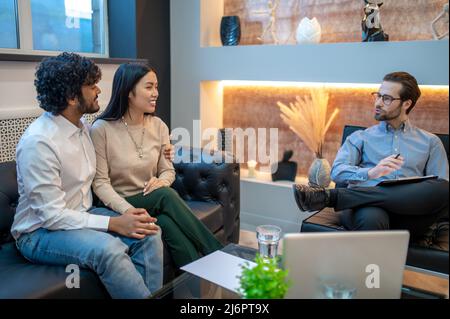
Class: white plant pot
296,17,322,44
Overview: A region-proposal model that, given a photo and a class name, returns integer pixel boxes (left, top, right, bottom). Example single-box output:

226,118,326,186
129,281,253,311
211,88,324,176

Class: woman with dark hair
14,53,164,299
90,63,223,267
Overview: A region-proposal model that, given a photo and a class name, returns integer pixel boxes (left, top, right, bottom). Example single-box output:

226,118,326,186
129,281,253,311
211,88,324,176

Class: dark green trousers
126,187,223,267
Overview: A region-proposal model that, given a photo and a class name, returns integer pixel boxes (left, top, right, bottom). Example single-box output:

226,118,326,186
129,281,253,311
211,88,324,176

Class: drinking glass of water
321,281,356,299
256,225,282,259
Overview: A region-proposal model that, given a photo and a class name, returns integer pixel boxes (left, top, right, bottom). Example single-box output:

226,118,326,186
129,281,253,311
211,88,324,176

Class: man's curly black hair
34,52,102,115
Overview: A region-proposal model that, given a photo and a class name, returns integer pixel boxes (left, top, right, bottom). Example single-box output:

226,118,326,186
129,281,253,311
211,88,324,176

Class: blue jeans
15,207,163,299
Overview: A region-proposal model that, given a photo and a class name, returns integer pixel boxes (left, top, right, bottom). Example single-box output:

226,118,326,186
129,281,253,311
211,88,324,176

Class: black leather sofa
0,147,240,298
301,125,449,275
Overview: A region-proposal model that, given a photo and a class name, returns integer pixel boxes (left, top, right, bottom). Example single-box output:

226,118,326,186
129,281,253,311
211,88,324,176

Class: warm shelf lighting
220,80,449,90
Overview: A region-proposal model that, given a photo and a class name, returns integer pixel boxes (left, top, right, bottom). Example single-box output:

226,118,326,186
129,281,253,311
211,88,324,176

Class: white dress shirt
331,120,449,187
11,112,110,240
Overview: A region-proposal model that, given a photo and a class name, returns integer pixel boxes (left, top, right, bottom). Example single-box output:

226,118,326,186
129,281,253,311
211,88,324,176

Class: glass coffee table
151,244,446,299
151,244,250,299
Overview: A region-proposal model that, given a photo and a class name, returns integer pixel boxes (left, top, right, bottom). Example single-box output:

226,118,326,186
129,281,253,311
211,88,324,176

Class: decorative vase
296,17,322,44
308,158,331,188
220,16,241,46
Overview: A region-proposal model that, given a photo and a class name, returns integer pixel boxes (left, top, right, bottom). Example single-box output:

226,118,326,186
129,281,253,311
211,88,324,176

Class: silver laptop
283,231,410,299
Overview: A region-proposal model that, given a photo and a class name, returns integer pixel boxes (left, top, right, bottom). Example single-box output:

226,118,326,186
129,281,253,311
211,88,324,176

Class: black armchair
301,125,449,275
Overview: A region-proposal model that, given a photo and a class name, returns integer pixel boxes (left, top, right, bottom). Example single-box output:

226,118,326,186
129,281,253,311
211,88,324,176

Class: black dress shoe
292,184,330,212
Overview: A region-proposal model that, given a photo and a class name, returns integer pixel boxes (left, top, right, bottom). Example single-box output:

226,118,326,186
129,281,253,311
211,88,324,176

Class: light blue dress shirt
330,120,449,187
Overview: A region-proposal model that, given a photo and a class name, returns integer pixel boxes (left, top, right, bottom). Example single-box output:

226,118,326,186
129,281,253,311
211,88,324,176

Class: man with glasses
293,72,448,237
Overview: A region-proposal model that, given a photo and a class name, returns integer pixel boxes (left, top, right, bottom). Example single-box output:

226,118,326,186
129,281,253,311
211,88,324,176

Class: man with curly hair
11,52,164,299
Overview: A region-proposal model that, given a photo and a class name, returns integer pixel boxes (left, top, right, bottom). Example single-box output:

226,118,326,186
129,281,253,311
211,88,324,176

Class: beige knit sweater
90,116,175,214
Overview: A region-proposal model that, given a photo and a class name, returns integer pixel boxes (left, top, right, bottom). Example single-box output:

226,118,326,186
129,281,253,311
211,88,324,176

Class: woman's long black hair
96,62,155,121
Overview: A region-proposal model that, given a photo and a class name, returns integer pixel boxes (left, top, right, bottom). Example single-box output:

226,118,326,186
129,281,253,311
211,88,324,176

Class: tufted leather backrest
0,147,241,245
171,147,240,243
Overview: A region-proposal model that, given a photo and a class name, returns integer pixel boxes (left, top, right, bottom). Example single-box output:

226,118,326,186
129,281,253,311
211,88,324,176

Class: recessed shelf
171,0,449,145
201,0,449,48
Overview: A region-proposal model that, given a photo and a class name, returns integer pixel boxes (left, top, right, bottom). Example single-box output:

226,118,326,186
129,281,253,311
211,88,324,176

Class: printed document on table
181,250,256,293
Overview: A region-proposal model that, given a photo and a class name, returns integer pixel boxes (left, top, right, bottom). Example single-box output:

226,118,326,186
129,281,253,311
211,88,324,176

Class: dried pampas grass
277,89,339,158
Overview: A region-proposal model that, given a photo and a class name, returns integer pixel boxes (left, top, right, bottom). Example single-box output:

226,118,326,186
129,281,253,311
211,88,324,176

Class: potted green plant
237,255,291,299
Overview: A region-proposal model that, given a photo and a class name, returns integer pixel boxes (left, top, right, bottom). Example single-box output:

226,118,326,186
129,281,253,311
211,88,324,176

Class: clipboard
377,175,438,186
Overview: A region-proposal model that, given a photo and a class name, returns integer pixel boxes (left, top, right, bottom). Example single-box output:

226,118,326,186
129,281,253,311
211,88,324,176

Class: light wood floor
238,229,449,298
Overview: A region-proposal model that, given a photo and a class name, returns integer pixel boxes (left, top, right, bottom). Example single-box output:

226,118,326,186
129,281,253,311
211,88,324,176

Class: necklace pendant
138,148,144,159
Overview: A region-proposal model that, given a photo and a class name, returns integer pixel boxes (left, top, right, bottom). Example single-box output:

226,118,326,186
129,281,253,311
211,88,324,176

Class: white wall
0,61,120,120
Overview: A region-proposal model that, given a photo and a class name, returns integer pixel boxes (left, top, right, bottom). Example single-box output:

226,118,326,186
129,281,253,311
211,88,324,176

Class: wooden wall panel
224,0,448,44
222,86,449,175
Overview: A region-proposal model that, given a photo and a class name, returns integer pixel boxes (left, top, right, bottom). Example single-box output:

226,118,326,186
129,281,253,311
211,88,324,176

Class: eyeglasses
371,92,403,106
